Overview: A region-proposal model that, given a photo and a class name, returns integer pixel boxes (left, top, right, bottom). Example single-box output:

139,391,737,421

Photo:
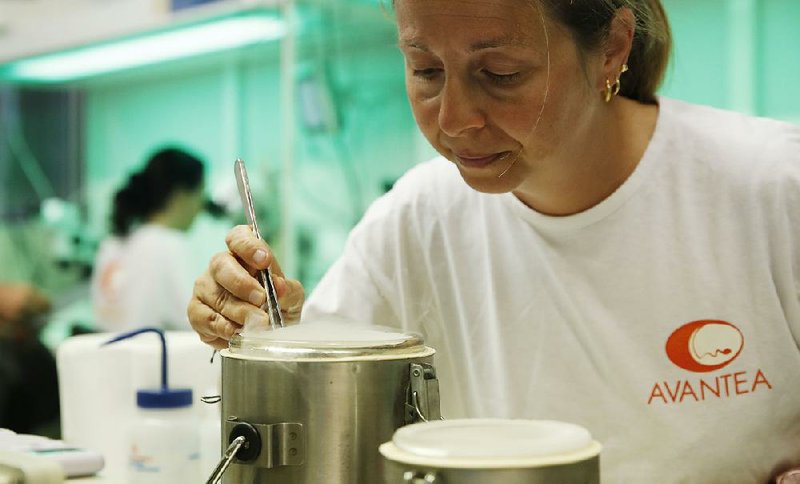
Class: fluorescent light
4,14,285,83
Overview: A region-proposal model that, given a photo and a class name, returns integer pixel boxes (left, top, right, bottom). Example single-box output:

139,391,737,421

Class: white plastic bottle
103,328,202,483
128,388,200,483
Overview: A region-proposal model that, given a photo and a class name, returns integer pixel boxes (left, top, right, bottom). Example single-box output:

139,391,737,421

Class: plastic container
57,331,220,480
128,388,200,483
103,327,201,483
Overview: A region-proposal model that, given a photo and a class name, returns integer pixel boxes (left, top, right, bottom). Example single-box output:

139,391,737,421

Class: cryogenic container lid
380,419,601,469
226,319,432,361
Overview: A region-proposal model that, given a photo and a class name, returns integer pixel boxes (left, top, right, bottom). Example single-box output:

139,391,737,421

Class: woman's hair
111,147,205,236
540,0,671,104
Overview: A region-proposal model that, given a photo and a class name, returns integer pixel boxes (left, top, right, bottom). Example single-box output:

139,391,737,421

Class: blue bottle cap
103,327,195,410
136,388,193,409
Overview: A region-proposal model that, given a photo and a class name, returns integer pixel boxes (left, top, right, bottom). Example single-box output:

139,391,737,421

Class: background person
0,282,59,436
92,146,206,332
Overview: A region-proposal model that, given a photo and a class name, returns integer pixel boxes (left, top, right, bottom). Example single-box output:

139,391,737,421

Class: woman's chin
457,168,521,194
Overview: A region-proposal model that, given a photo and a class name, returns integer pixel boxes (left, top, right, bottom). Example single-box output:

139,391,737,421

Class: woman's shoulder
92,236,124,275
125,224,186,256
660,98,800,189
661,97,799,163
95,236,123,257
365,156,473,218
348,156,478,246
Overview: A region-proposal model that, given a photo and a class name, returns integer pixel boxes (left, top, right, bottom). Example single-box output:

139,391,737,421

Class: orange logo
665,320,744,373
647,320,772,405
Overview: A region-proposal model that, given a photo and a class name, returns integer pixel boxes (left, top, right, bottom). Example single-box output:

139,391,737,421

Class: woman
93,147,206,332
187,1,800,481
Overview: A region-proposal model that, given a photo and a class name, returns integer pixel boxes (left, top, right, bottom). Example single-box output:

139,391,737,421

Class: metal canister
380,419,602,484
215,322,440,484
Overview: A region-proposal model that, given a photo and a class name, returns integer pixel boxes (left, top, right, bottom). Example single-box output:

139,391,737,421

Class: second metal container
380,419,602,484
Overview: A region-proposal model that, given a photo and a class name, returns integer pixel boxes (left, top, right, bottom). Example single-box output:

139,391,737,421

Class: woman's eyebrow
469,36,532,51
399,36,533,52
398,39,430,51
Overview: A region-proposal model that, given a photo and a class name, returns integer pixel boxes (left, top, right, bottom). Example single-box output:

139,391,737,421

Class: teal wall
660,0,733,109
758,0,800,119
84,49,288,277
79,0,800,291
82,9,417,285
660,0,800,122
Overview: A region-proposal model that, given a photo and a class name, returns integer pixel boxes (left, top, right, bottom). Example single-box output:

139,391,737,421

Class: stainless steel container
380,419,602,484
217,323,440,484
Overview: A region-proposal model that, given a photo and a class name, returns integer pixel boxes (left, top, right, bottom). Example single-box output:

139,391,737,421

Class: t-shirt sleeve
766,122,800,347
302,190,407,328
303,234,400,328
789,130,800,342
90,238,124,327
302,160,446,331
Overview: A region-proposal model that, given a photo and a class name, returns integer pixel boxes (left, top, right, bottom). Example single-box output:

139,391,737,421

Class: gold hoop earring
604,78,619,103
603,64,628,103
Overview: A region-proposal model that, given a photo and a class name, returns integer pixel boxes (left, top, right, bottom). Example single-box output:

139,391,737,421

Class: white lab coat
91,224,194,332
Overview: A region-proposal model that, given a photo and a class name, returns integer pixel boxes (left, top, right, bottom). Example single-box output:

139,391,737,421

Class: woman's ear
600,7,635,89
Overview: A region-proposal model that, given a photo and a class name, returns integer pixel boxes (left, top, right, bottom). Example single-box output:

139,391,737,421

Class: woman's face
175,184,206,231
396,0,604,194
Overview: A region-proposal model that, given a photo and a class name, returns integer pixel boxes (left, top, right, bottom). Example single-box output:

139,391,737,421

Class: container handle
410,391,430,422
406,363,442,424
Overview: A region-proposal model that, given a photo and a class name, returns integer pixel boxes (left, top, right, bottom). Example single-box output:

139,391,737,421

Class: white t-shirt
91,224,194,332
304,98,800,483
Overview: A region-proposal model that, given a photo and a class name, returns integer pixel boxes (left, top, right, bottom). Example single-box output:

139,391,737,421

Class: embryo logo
665,320,744,372
646,319,772,405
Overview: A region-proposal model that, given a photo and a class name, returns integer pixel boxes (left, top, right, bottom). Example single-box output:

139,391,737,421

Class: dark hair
540,0,671,104
111,147,205,236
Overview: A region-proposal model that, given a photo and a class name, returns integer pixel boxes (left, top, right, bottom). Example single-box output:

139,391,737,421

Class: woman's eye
413,68,441,80
483,70,521,84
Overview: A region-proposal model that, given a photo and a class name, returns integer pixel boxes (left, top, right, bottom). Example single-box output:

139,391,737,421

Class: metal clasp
223,417,305,469
406,363,441,423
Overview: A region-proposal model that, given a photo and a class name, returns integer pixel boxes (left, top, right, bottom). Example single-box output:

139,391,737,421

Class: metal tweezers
234,158,284,330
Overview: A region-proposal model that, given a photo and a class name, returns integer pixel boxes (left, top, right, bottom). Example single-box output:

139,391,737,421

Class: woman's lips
455,151,511,169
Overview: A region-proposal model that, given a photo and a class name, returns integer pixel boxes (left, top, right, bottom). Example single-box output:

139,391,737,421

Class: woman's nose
437,77,485,137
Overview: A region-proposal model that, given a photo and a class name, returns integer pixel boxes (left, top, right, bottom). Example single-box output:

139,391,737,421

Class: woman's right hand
187,225,305,349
